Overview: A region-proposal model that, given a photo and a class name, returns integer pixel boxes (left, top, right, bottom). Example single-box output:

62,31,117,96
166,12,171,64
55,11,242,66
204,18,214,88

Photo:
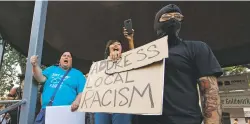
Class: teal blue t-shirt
41,66,86,108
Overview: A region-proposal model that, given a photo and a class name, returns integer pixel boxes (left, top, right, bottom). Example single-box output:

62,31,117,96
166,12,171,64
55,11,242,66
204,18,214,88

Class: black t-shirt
136,40,223,124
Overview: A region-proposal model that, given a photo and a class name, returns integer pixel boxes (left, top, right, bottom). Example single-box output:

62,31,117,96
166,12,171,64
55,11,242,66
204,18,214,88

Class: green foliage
19,53,27,74
222,65,248,76
0,38,48,97
0,42,26,97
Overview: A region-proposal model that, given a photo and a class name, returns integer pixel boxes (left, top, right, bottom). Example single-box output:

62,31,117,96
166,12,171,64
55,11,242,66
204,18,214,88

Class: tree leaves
222,65,248,76
0,42,26,97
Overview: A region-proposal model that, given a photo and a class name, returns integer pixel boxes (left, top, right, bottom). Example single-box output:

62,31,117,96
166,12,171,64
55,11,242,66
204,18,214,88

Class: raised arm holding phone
95,25,135,124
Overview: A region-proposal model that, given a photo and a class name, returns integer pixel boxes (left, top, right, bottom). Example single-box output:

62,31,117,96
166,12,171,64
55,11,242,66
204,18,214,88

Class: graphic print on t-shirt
49,73,70,89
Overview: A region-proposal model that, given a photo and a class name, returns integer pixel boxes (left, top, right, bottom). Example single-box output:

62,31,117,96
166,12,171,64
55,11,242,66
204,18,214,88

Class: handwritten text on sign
105,36,168,74
78,36,168,114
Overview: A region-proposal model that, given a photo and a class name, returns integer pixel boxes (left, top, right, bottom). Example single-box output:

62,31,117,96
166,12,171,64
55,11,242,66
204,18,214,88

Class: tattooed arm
199,76,222,124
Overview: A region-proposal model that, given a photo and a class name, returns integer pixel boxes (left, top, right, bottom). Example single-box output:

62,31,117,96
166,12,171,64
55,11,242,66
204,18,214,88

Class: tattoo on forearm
199,76,222,124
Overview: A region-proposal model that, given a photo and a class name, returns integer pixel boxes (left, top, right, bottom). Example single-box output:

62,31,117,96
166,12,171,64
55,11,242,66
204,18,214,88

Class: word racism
82,71,154,108
78,36,168,114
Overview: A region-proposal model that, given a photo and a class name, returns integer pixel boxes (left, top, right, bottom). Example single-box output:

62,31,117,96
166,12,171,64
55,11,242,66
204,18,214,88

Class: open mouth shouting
63,59,68,64
113,48,119,52
60,58,71,69
59,52,72,69
108,41,122,60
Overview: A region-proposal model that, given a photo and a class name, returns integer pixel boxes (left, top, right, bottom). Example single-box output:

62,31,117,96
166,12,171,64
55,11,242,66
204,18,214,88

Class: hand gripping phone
124,19,133,35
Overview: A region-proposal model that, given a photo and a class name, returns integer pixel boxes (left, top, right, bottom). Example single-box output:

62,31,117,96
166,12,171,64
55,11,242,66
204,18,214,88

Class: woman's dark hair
104,40,121,59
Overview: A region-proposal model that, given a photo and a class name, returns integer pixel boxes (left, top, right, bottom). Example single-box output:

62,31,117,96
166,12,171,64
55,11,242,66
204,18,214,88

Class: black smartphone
124,19,133,35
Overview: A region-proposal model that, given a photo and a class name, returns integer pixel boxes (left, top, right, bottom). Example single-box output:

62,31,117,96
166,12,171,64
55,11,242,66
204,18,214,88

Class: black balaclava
154,4,183,47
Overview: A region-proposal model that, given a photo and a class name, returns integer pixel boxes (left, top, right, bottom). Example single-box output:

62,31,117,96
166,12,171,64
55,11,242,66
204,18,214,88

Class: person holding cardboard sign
94,27,135,124
133,4,223,124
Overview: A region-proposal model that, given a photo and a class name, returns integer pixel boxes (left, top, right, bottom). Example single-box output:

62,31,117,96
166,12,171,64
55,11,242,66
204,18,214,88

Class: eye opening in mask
159,12,184,22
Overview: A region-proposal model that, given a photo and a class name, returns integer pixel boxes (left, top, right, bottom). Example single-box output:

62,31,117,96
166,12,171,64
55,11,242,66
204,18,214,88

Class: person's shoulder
71,68,84,75
183,40,206,46
71,68,80,72
183,40,210,49
71,68,86,79
48,65,57,69
44,65,57,70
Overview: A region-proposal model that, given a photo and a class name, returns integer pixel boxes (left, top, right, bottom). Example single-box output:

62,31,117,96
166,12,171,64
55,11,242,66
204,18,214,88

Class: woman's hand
123,27,134,41
123,27,135,49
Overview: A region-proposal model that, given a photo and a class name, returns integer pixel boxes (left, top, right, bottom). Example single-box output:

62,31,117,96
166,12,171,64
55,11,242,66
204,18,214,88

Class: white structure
218,73,250,124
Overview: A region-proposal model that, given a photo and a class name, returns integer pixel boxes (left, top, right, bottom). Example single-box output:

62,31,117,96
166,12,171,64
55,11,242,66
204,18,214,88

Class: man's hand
123,27,134,41
30,55,38,67
71,100,80,112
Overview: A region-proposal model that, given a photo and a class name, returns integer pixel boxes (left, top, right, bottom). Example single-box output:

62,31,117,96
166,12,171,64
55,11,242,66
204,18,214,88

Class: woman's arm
30,55,47,83
123,27,135,50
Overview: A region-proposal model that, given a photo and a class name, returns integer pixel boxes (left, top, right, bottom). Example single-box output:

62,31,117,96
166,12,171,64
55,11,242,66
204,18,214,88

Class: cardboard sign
105,36,168,74
78,36,168,115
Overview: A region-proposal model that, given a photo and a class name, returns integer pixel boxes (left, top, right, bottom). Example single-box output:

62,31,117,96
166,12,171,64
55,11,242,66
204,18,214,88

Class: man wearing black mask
135,4,223,124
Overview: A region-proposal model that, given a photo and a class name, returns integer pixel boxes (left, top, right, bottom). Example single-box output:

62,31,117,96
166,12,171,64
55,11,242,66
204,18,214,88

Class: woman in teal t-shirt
31,51,86,124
